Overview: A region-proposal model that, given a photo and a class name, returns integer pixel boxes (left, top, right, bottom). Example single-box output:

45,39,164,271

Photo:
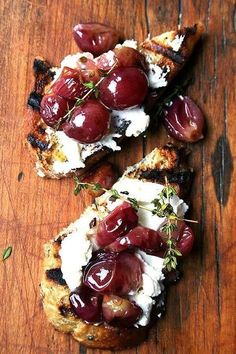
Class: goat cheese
148,64,170,89
115,39,138,50
45,128,85,174
59,208,97,291
167,34,185,52
111,107,150,137
130,251,165,326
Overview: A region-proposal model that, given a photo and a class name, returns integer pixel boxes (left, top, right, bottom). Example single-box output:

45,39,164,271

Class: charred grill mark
211,135,233,206
46,268,66,286
147,42,185,64
140,169,194,189
27,91,42,110
27,134,49,151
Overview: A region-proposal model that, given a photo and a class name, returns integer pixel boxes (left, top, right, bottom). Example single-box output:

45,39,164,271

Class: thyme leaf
2,246,12,261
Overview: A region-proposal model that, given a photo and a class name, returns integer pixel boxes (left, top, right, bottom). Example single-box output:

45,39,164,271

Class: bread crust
40,145,192,349
25,24,203,179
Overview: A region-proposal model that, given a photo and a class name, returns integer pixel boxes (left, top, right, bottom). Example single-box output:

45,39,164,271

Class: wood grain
0,0,235,353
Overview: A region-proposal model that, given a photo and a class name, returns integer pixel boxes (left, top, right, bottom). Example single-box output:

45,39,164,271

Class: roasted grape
73,23,120,56
113,46,147,71
163,96,205,143
102,295,142,327
107,225,163,253
83,251,142,295
99,67,148,110
63,99,110,143
96,202,138,247
51,67,88,100
40,93,68,127
69,285,103,322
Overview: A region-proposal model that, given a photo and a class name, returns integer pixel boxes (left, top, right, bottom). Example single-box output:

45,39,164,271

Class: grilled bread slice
25,24,203,179
40,144,193,349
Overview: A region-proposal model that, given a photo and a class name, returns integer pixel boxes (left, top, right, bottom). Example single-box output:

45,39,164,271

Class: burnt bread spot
211,135,233,206
27,91,42,110
141,168,194,193
59,304,74,317
46,268,66,286
27,134,49,151
33,58,51,74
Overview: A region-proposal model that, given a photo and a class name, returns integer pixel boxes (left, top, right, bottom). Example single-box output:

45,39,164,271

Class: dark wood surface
0,0,235,353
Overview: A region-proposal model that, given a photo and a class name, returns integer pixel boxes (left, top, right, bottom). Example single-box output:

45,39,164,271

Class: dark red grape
99,67,149,110
113,47,147,71
69,285,103,323
175,222,194,257
106,225,163,253
73,23,120,56
163,96,205,143
83,251,142,295
51,67,88,100
102,295,142,327
96,202,138,248
40,93,68,127
159,222,194,257
63,99,110,143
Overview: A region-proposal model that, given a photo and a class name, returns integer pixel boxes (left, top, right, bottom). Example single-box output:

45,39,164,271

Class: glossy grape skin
163,96,205,143
102,295,142,327
106,225,163,253
96,202,138,248
73,23,120,56
158,222,195,257
175,222,195,257
51,67,88,100
40,93,68,127
113,47,147,71
62,99,110,143
99,67,149,110
69,285,103,323
83,251,142,296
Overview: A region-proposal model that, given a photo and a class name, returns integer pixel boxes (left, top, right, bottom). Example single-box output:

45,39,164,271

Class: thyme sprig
54,62,117,130
73,176,197,271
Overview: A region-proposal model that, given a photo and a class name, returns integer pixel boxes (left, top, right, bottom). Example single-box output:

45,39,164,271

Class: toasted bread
25,24,203,179
40,144,193,349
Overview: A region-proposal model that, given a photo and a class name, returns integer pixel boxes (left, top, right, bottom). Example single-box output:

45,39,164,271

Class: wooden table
0,0,235,353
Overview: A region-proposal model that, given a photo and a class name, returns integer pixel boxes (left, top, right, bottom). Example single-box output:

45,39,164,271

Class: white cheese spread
115,39,138,50
111,107,150,137
130,250,165,326
59,207,97,291
147,64,170,89
167,34,185,52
